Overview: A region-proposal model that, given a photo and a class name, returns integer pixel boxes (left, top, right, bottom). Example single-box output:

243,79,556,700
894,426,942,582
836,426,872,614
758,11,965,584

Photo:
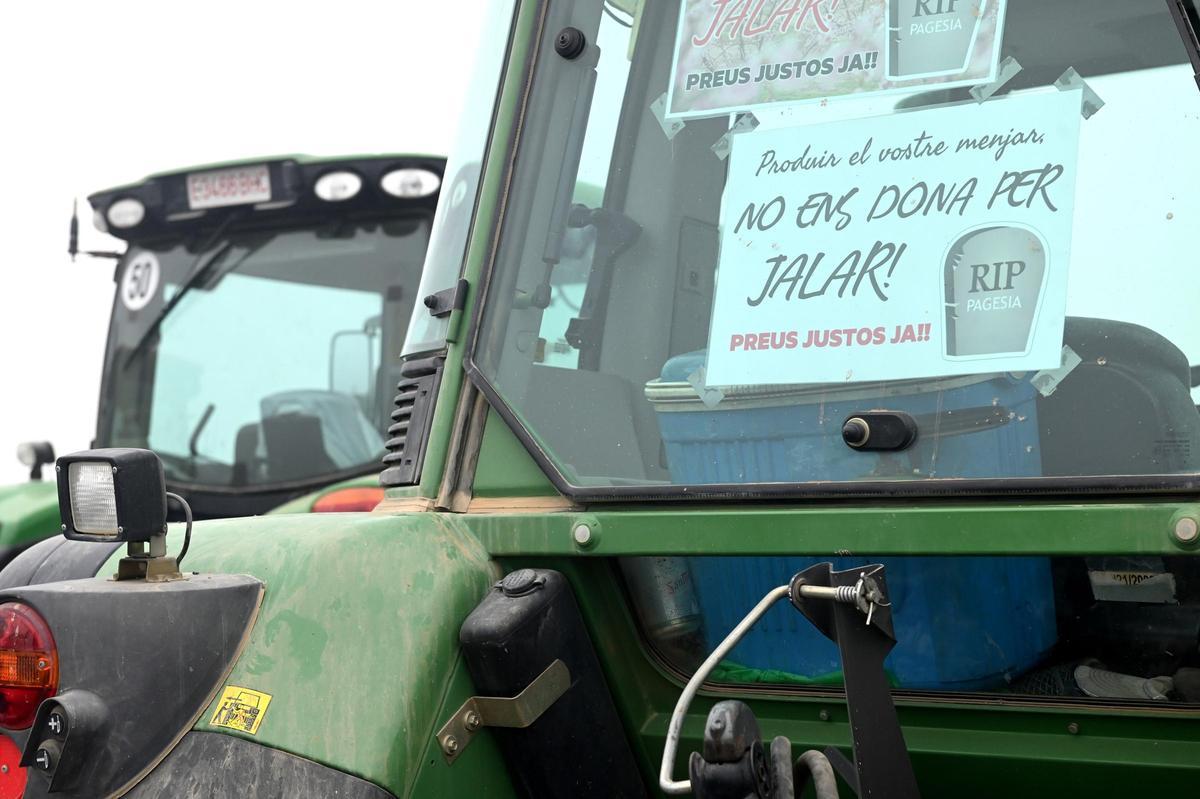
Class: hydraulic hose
796,749,839,799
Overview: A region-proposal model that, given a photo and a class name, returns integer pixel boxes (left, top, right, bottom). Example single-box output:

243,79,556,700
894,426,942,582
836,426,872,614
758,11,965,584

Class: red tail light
0,603,58,730
311,487,385,513
0,734,27,797
0,729,26,791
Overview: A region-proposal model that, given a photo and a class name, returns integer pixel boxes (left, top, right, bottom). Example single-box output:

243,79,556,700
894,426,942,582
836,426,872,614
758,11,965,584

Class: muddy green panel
468,501,1200,556
102,512,499,797
401,0,546,502
472,409,559,498
0,481,60,556
266,473,382,515
408,653,517,798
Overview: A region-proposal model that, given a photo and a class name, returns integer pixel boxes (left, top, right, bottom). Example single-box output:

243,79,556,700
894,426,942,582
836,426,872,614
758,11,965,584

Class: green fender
103,511,512,798
0,481,59,560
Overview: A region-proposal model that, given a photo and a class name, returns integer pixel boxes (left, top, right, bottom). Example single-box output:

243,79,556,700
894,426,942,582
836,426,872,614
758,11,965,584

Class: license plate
187,165,272,210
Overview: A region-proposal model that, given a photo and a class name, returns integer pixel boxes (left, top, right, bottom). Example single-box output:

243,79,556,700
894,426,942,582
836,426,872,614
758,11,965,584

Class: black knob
34,745,55,772
555,27,587,59
499,568,544,597
842,417,870,449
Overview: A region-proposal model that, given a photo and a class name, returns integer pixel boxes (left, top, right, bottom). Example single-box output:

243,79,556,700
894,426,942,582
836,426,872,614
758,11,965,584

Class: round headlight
107,198,146,229
380,168,441,198
314,171,363,202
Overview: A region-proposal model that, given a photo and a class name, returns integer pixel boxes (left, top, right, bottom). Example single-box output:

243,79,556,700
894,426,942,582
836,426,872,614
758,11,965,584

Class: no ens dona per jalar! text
737,127,1062,307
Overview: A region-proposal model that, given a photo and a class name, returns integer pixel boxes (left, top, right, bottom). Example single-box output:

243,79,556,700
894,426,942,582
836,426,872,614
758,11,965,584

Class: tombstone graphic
943,224,1047,358
888,0,989,80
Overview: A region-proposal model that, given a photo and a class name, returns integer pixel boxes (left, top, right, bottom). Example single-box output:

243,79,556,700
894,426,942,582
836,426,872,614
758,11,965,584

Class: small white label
120,252,160,312
187,165,272,210
1088,570,1177,604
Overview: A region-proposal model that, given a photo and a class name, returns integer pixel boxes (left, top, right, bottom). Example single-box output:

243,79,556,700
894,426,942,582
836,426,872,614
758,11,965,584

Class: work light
380,168,440,198
55,449,167,543
106,198,145,229
314,171,363,202
16,441,55,481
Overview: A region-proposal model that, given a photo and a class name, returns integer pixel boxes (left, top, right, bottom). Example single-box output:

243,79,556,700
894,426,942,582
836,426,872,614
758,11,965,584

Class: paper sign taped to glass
704,89,1082,386
667,0,1008,119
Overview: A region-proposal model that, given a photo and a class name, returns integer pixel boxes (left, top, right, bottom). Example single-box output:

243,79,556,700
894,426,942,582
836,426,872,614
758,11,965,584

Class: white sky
0,1,490,483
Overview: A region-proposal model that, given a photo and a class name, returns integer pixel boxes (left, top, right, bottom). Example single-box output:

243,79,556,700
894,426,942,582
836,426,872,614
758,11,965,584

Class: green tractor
0,153,445,564
3,0,1200,797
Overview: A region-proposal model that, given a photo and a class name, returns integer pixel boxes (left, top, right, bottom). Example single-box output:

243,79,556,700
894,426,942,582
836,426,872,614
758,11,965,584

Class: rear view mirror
329,316,380,399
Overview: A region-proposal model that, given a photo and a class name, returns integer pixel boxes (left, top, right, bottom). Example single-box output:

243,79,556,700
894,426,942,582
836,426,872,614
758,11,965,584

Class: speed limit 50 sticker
120,251,160,311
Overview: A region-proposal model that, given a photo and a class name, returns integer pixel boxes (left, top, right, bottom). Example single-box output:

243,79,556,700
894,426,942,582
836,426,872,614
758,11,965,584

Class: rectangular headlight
67,462,119,535
56,448,167,542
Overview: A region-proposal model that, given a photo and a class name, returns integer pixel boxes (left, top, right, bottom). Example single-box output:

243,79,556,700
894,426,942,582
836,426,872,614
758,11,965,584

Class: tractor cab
70,156,440,519
1,156,442,567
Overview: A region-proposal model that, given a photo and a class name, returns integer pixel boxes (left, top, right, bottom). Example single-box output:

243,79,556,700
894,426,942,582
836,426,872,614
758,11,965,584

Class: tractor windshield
471,0,1200,500
98,216,429,491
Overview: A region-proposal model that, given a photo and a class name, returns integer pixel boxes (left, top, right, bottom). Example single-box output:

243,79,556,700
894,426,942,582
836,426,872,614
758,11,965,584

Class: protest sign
704,89,1082,386
668,0,1007,119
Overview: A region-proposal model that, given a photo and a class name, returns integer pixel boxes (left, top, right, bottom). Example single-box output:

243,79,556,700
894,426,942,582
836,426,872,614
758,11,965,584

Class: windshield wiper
123,219,277,368
183,402,217,478
122,211,246,367
121,239,236,368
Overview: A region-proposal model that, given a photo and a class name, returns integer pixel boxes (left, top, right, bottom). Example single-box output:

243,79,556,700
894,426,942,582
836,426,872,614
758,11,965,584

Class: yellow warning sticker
210,686,272,735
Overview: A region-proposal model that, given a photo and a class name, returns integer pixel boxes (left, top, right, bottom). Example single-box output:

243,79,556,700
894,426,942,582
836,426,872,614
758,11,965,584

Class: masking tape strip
969,56,1023,103
687,367,726,409
1031,345,1083,397
651,92,686,141
711,112,761,161
1054,67,1106,119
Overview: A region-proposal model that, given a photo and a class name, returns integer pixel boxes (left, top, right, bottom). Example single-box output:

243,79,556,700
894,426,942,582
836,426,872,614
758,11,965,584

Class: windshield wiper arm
123,216,281,369
122,238,237,368
122,211,249,367
189,403,216,459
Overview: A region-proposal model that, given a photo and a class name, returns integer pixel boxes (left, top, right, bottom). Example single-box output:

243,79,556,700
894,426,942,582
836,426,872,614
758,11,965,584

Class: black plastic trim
380,357,445,487
4,575,262,799
126,731,394,799
88,156,445,247
0,537,122,589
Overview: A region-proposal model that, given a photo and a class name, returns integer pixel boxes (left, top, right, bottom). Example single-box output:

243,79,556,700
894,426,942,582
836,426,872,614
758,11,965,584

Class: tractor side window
622,553,1200,706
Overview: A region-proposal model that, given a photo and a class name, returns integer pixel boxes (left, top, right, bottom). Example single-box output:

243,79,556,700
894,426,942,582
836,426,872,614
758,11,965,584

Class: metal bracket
423,278,469,319
436,659,571,765
789,564,919,799
113,536,183,582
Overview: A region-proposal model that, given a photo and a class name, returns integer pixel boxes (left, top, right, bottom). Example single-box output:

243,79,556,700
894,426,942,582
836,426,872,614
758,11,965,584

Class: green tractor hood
0,481,59,561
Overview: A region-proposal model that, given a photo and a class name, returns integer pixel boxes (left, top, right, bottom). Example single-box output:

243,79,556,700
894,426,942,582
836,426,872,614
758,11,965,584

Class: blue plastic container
647,352,1057,690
